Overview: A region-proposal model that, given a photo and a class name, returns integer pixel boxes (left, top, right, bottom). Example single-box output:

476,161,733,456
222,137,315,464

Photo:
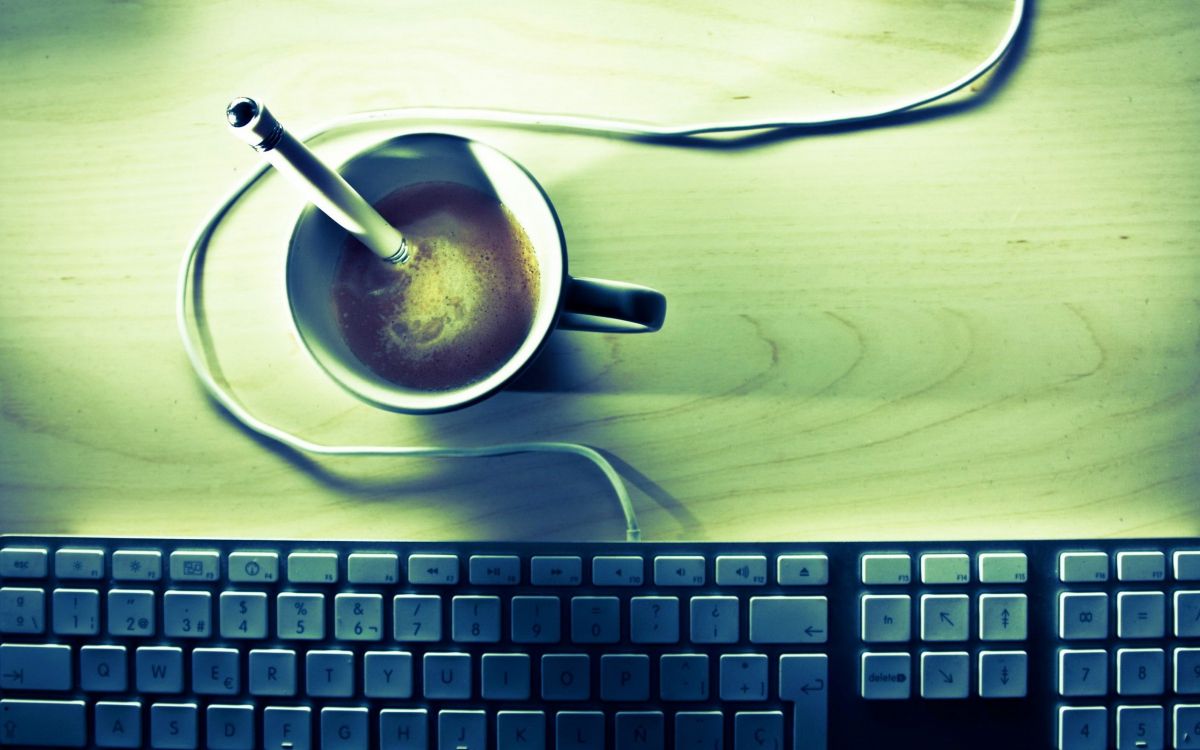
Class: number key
276,592,324,640
219,592,268,639
107,590,155,637
1059,649,1107,697
1117,648,1164,696
512,596,561,644
452,596,501,643
52,588,99,635
393,594,441,642
1058,706,1106,750
335,593,383,641
163,591,211,638
1116,705,1163,750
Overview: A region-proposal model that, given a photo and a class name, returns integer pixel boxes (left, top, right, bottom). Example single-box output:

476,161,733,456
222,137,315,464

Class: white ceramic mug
286,132,666,413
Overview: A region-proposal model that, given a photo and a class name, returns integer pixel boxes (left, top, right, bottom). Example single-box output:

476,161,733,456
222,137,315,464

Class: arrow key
979,593,1028,641
979,650,1027,698
920,651,969,699
920,594,969,642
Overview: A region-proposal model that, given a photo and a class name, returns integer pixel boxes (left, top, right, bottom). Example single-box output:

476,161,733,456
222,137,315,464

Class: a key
192,648,239,695
1059,649,1108,697
690,596,739,644
452,595,501,642
1059,592,1108,640
264,706,311,750
364,651,414,698
1116,705,1163,750
469,555,520,585
423,652,471,700
111,550,162,582
719,654,768,701
979,593,1028,641
277,592,324,640
149,702,198,750
482,653,531,700
248,649,297,696
322,707,368,750
0,699,86,748
556,712,604,750
136,646,183,694
306,650,354,698
335,593,384,641
779,653,829,749
660,654,709,701
380,709,427,750
408,554,459,585
734,712,783,750
1176,648,1200,694
616,711,664,750
393,594,441,642
654,555,706,586
571,596,619,643
206,704,254,750
541,654,590,701
715,555,767,586
0,587,44,634
860,595,910,643
860,652,911,699
81,645,128,693
497,711,546,750
0,547,48,578
860,553,911,584
219,591,268,639
1118,591,1165,639
287,551,338,584
0,644,71,691
438,710,485,750
1058,706,1106,750
920,594,969,642
55,548,103,580
162,590,211,638
1117,550,1166,582
750,596,828,643
107,589,155,637
919,651,969,700
95,700,141,749
593,556,644,586
920,553,970,584
978,650,1028,698
675,712,723,750
630,596,680,644
1116,648,1165,696
530,556,582,586
512,596,561,643
168,550,218,582
978,552,1028,583
227,551,279,583
778,554,830,585
601,654,650,701
347,552,399,584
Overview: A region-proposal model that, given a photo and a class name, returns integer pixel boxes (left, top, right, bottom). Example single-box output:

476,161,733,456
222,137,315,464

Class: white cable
177,0,1025,542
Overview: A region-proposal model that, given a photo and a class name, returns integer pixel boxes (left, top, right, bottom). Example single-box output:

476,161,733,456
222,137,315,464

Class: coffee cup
286,132,666,414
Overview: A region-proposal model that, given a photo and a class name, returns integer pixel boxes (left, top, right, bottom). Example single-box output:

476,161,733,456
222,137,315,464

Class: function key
861,554,912,585
1058,551,1108,583
228,552,280,583
530,556,581,586
469,555,520,585
287,552,338,584
112,550,162,582
169,550,220,582
978,552,1028,584
347,553,400,584
715,555,767,586
593,556,644,586
777,554,829,586
408,554,459,585
653,556,706,586
1116,551,1166,582
55,548,105,580
1174,550,1200,581
920,553,970,584
0,547,48,578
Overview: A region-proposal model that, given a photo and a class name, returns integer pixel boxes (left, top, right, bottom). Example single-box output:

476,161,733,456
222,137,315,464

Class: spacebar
0,699,86,747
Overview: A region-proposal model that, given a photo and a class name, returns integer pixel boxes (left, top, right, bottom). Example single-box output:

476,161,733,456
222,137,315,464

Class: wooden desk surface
1,1,1196,542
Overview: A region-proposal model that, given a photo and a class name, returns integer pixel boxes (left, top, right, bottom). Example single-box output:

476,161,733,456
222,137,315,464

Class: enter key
780,654,828,750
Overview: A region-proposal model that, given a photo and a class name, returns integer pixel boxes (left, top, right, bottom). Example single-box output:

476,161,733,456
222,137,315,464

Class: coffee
331,182,540,391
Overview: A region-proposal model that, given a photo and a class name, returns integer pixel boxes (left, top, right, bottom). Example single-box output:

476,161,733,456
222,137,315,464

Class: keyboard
0,536,1198,749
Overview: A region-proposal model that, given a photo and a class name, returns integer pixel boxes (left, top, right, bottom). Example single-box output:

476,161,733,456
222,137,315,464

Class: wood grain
0,0,1196,542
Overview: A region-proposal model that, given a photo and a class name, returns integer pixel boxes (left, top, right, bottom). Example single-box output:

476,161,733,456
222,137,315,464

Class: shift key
0,699,86,747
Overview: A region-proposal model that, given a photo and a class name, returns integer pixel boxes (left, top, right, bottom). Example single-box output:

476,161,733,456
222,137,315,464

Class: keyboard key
1059,592,1108,640
653,555,706,586
601,654,650,701
469,555,520,585
439,710,485,750
978,552,1028,583
1174,705,1200,750
530,556,581,586
46,591,97,637
0,587,44,634
630,596,680,644
860,652,911,699
206,704,254,750
287,551,338,584
163,590,211,638
307,650,354,698
452,595,502,643
168,550,218,582
95,700,141,749
1058,706,1106,750
150,702,197,749
1177,648,1200,694
779,654,828,750
408,554,459,585
277,592,324,640
715,555,767,586
108,589,154,637
393,594,441,642
1058,649,1107,697
861,594,910,643
497,711,545,750
482,653,531,700
1176,550,1200,581
423,653,471,700
81,644,128,692
675,713,722,750
1059,551,1109,583
1116,705,1163,750
593,555,644,586
219,591,268,639
660,654,709,701
719,653,768,701
0,547,48,578
749,596,828,643
263,706,311,750
1176,590,1200,637
1116,647,1164,696
920,651,969,699
227,551,279,583
322,706,368,750
690,596,739,644
860,553,912,585
111,550,162,582
248,649,296,696
920,553,970,584
541,654,590,701
734,712,782,750
557,711,603,750
136,646,183,694
347,552,399,584
1118,590,1165,639
0,643,71,691
979,593,1027,641
978,650,1027,698
380,709,427,750
1117,550,1166,582
920,594,969,641
0,699,86,748
364,651,413,699
192,648,239,695
56,548,104,579
512,595,561,644
777,554,829,585
571,596,619,643
335,593,384,641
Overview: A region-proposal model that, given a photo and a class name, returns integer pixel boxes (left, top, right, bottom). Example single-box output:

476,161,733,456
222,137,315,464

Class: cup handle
557,276,666,333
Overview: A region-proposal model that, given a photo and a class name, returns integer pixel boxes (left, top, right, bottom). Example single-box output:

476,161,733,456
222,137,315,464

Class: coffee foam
331,182,540,391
